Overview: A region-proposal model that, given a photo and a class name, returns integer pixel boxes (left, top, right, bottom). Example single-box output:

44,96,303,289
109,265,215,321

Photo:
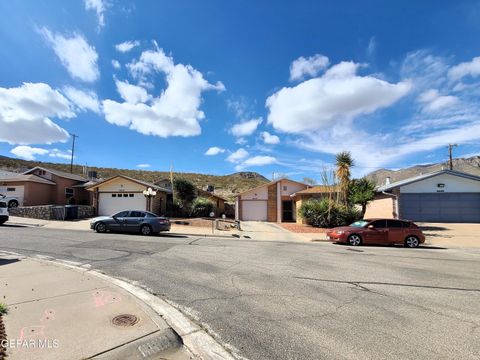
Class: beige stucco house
87,175,172,216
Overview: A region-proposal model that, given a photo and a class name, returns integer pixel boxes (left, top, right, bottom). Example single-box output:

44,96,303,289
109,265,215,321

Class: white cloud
84,0,106,30
63,86,100,113
10,146,72,161
10,146,49,160
205,147,225,156
112,60,121,69
103,46,224,138
137,163,151,168
49,148,72,160
226,148,249,163
0,82,73,145
40,28,99,82
115,40,140,53
290,54,329,81
448,56,480,81
261,131,280,145
418,89,458,113
231,117,262,137
114,79,150,104
235,137,247,145
267,60,411,133
235,155,277,171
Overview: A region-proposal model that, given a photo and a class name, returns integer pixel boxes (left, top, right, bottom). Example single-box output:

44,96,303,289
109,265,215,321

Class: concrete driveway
239,221,307,242
419,222,480,248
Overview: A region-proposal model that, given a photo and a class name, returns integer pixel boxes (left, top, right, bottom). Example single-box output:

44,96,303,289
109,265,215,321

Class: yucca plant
335,151,354,205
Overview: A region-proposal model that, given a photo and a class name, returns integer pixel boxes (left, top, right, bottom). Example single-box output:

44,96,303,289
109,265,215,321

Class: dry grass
279,223,327,233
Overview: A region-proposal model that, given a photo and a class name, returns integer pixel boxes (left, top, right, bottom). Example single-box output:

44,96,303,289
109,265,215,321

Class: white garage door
242,200,268,221
0,185,24,206
98,192,146,216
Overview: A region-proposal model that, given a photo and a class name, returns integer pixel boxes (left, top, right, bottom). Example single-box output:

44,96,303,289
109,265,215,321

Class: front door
282,201,294,222
363,219,388,244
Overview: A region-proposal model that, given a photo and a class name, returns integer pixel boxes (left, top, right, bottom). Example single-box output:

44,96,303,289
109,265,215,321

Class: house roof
0,174,56,185
86,174,172,193
294,185,339,195
197,188,227,202
24,166,87,182
235,178,310,197
377,169,480,192
0,170,20,178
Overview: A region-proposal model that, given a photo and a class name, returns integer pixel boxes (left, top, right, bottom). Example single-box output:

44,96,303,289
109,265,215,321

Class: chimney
385,177,391,185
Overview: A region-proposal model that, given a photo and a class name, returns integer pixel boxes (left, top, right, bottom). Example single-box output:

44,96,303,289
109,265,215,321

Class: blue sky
1,1,480,181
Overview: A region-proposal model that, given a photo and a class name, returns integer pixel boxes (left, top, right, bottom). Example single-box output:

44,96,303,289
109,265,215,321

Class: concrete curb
0,251,236,360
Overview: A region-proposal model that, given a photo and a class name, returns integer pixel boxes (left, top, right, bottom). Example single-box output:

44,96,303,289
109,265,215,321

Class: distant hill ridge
366,156,480,186
0,156,269,201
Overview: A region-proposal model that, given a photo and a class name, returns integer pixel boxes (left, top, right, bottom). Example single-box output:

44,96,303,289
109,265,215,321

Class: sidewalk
0,255,192,360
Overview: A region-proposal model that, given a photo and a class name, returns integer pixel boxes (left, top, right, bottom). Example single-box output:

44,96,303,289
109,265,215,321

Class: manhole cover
112,314,139,327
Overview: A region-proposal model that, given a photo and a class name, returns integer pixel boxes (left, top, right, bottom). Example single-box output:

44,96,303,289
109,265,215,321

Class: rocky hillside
366,156,480,186
0,156,269,202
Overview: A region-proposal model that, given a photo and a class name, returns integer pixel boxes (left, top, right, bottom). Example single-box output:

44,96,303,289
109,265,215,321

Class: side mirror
368,225,374,229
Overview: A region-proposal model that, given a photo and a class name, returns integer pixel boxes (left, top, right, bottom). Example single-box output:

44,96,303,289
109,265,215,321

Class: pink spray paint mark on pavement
93,290,122,307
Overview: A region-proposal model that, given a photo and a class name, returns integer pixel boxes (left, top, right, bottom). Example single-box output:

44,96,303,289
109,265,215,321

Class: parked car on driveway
0,194,19,208
0,201,8,225
90,210,170,235
326,219,425,248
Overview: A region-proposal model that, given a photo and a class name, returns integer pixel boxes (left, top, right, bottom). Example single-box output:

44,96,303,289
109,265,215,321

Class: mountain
366,156,480,186
0,156,269,202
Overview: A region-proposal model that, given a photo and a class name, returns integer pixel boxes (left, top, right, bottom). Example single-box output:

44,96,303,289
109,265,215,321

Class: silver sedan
90,210,170,235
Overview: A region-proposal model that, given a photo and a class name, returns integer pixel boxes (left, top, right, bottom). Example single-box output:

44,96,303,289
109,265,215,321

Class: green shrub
0,302,8,315
190,197,216,217
299,198,361,228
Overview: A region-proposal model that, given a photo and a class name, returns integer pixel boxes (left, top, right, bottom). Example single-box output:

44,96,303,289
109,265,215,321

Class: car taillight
157,218,169,224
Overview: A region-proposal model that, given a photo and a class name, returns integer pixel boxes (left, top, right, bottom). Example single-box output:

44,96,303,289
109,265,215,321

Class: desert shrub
299,198,361,228
190,197,216,217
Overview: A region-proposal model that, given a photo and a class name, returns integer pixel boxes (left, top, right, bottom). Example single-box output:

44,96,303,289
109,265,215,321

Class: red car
326,219,425,248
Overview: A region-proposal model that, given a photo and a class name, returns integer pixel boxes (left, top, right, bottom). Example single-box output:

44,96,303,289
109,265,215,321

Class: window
283,186,287,191
129,211,145,218
370,220,386,228
386,220,403,228
112,194,117,197
6,187,15,192
123,193,128,197
129,194,134,197
65,188,74,198
113,211,129,218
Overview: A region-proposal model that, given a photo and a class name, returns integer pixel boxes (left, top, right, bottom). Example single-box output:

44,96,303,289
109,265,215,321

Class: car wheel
0,221,5,226
8,200,18,208
140,224,152,236
347,234,362,246
95,222,107,233
405,235,419,248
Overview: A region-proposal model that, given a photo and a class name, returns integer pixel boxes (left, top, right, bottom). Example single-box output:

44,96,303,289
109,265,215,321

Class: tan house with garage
0,167,91,206
87,175,172,216
235,179,309,222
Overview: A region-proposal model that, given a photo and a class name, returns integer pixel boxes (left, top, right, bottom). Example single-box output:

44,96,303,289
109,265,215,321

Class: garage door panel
241,201,267,221
401,193,480,222
98,193,146,216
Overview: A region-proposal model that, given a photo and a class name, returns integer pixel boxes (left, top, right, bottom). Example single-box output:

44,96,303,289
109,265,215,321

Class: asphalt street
1,225,479,360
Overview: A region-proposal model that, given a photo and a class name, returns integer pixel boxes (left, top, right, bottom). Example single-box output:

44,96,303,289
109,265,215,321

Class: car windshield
349,220,369,227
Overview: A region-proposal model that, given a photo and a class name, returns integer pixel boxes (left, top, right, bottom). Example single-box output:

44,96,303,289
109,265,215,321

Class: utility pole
448,144,458,170
69,133,78,173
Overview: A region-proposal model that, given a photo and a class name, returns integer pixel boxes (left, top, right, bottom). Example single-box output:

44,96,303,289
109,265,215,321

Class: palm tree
335,151,354,205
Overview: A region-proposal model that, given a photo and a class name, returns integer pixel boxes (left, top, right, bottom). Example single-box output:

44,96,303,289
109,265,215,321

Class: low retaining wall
9,205,95,220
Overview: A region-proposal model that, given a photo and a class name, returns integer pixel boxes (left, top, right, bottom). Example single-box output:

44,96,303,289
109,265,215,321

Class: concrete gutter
1,251,236,360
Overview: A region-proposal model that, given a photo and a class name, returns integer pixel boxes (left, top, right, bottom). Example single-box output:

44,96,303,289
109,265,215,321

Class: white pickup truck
0,201,8,225
0,194,19,208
